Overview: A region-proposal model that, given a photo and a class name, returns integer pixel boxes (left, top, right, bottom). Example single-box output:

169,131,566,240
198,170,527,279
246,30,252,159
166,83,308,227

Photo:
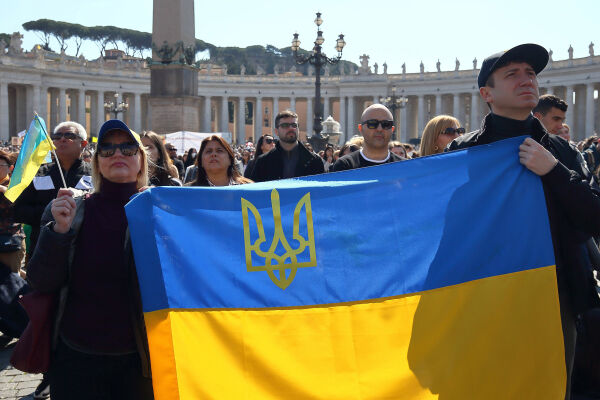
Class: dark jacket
26,196,151,378
249,141,325,182
448,113,600,315
12,159,91,253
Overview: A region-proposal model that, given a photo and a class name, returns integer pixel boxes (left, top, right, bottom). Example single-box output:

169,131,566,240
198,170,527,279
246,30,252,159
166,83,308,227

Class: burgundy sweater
60,178,138,354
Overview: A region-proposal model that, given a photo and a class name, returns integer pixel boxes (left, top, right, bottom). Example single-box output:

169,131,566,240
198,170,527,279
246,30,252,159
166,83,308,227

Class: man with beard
249,110,324,182
332,104,403,171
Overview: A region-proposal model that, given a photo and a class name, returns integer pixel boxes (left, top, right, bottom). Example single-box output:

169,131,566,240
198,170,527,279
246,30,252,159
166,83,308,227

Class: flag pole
34,112,67,189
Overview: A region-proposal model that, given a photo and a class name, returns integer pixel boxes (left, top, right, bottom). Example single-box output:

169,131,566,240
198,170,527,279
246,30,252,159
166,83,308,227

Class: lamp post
379,86,408,140
291,12,346,151
104,93,129,119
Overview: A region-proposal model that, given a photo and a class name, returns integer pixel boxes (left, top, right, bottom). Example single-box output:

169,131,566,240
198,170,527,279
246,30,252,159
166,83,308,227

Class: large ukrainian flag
126,136,565,399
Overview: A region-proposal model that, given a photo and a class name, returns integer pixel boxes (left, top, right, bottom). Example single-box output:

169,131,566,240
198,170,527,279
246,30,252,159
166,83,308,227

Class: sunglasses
278,122,298,129
51,131,80,141
362,119,394,130
97,142,139,157
442,127,466,135
264,138,275,144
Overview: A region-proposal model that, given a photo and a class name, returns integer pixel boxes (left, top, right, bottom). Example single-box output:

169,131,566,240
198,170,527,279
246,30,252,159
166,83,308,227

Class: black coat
12,159,91,254
249,141,325,182
449,113,600,316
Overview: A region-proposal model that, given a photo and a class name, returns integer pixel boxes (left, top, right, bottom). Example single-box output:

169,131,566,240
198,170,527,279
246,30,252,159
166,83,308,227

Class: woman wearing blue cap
27,120,154,399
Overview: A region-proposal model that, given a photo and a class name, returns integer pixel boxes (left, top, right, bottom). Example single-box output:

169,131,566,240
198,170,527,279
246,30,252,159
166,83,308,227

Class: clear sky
1,0,598,73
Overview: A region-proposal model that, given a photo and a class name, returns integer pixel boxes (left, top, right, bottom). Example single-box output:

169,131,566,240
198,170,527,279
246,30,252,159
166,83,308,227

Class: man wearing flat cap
448,43,600,399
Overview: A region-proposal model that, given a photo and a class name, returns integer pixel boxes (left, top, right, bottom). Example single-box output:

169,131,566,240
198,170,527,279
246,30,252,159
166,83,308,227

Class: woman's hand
51,188,76,234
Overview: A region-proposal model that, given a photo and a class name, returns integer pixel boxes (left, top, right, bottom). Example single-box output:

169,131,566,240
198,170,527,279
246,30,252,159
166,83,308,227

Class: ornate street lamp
291,12,346,151
104,93,129,119
379,86,408,140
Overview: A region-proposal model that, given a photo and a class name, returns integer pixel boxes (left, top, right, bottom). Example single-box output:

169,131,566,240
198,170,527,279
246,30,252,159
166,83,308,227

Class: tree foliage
19,19,358,74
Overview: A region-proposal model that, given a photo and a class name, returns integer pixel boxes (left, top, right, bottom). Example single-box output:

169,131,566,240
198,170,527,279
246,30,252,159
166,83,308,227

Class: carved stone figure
359,54,371,74
0,40,6,55
590,42,595,57
274,64,280,75
8,32,23,54
324,64,330,76
290,65,296,74
307,65,313,76
568,45,573,59
240,64,246,75
222,64,228,75
436,59,441,72
155,41,176,64
383,62,387,74
207,64,212,74
455,58,460,71
420,61,424,74
374,62,378,74
473,57,477,69
256,65,265,75
548,49,553,62
339,64,345,76
402,63,406,75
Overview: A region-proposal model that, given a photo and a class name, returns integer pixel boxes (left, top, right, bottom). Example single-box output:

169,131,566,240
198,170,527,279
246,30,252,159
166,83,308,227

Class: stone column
290,96,296,111
435,93,442,115
0,82,8,141
372,95,379,104
400,105,408,142
78,89,86,125
272,97,279,130
49,90,58,129
237,96,246,144
453,94,460,118
566,85,574,129
32,85,41,121
306,97,313,137
586,83,595,138
220,96,228,133
25,87,33,122
546,86,554,95
339,96,346,141
134,93,142,133
39,86,48,122
470,92,479,130
347,96,355,138
417,95,425,137
203,96,212,132
254,96,262,139
59,88,67,123
96,91,105,132
323,96,330,119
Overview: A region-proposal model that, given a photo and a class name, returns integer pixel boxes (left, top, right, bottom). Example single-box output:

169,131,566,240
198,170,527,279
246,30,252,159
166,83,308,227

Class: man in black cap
448,43,600,399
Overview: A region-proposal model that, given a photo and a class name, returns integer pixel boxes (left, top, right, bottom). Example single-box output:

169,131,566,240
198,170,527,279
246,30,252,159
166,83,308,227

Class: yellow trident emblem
241,189,317,290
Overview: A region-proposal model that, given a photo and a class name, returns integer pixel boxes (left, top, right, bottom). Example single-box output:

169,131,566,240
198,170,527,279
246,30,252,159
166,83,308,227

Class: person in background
244,134,276,179
140,131,181,186
188,135,253,187
388,141,408,159
27,119,153,399
322,145,335,171
165,144,185,179
339,143,360,158
420,115,464,156
0,150,26,277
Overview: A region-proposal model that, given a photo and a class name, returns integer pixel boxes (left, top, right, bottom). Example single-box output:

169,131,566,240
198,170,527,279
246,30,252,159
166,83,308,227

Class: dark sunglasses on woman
264,138,275,144
362,119,394,130
442,127,466,135
97,142,139,157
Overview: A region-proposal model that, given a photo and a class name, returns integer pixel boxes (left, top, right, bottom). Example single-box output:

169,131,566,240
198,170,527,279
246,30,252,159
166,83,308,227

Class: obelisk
149,0,201,134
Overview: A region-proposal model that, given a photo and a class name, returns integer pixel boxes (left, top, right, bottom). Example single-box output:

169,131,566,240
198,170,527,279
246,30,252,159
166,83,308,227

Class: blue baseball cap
97,120,142,145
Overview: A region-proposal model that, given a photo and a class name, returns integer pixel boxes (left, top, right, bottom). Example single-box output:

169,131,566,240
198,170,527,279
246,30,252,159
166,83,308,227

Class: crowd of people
0,42,599,399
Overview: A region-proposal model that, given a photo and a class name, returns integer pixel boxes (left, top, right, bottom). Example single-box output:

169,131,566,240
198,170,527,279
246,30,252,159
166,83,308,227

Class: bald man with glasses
333,104,404,171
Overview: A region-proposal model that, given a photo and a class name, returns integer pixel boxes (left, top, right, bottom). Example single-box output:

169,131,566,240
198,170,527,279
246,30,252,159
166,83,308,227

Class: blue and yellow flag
126,136,565,399
5,116,55,202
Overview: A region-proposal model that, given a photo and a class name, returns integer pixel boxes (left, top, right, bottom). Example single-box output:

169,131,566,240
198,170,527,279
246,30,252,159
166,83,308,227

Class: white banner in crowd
165,131,227,155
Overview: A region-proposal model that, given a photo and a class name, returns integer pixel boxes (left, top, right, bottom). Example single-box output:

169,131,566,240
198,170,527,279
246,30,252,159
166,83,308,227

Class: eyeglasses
97,142,139,157
442,127,466,135
278,122,298,129
51,131,80,141
362,119,394,130
264,138,274,144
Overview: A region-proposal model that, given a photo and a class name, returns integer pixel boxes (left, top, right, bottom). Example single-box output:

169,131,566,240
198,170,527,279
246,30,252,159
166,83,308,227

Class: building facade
1,41,599,145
